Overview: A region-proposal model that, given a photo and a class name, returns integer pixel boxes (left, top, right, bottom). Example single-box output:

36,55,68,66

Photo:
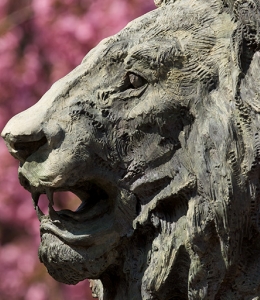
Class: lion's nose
1,110,47,163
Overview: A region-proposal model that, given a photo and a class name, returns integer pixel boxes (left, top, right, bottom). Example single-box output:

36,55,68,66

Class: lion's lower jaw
38,233,89,284
38,233,118,285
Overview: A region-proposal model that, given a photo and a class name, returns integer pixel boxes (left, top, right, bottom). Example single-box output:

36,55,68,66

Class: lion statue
2,0,260,298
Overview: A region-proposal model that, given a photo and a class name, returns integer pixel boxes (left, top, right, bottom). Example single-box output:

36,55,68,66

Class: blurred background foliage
0,1,155,299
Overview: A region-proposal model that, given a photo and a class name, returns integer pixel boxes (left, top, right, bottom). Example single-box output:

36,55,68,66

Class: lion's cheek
38,233,118,283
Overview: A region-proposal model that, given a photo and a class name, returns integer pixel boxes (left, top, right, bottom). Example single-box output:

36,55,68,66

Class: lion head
2,0,260,298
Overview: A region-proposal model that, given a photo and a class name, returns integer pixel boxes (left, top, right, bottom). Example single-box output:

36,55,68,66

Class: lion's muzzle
1,106,47,162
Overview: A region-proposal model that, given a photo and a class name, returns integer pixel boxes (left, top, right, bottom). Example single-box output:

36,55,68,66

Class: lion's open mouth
32,182,111,222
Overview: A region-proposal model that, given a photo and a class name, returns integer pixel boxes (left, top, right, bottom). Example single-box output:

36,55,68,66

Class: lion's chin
39,232,121,286
38,233,88,284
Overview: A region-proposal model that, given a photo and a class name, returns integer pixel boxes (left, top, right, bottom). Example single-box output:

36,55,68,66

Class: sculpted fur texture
2,0,260,299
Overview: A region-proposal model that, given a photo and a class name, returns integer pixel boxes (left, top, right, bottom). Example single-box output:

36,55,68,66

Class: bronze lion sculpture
2,0,260,298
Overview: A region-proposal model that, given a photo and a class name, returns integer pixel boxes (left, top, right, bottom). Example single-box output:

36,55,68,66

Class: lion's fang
32,192,40,209
36,206,44,220
46,189,54,206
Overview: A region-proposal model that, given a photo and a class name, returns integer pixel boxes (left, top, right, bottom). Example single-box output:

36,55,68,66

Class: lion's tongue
55,197,109,221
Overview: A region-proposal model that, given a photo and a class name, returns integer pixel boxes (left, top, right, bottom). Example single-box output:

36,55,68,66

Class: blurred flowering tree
0,1,155,299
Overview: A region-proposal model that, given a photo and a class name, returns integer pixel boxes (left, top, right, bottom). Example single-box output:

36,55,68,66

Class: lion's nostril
13,136,47,152
13,136,48,161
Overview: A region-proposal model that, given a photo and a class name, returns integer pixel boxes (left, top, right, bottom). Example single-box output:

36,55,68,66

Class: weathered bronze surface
2,0,260,299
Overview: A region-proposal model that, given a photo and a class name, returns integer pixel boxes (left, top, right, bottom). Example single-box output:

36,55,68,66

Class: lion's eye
127,73,146,89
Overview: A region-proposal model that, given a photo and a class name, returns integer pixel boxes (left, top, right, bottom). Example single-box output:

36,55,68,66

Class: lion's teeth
46,189,54,206
32,192,40,209
36,206,44,220
49,204,58,216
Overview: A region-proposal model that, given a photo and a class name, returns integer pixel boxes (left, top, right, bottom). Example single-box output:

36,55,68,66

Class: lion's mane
90,1,260,299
